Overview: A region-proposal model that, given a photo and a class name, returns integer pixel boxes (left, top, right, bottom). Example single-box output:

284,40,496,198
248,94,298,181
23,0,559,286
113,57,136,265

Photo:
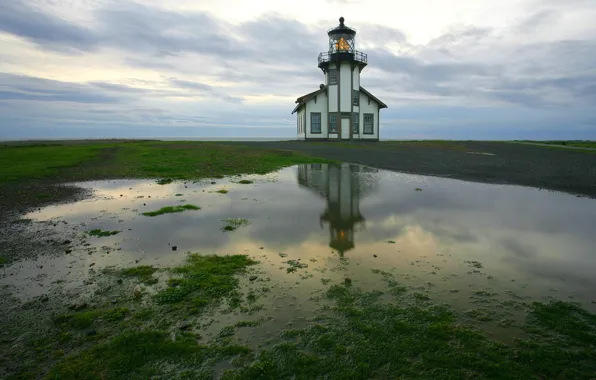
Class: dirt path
222,140,596,198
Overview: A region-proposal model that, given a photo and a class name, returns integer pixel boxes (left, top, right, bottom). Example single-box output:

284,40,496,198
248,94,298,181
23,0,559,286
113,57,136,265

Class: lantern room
318,17,367,71
328,17,355,54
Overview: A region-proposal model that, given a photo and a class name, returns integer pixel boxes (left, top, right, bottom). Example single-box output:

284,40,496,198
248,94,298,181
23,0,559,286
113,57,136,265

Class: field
1,140,595,379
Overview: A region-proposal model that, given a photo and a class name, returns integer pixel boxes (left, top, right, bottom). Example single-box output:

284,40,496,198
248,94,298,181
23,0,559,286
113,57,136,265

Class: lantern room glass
329,34,355,54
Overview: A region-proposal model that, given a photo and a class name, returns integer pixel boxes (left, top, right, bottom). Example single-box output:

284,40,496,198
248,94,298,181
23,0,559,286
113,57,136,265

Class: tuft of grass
238,179,253,184
465,308,494,322
142,204,200,217
156,178,173,185
119,265,158,285
221,217,250,232
87,229,120,237
415,187,422,191
464,260,483,269
154,254,257,308
54,307,129,329
0,256,6,265
216,189,229,194
235,320,260,328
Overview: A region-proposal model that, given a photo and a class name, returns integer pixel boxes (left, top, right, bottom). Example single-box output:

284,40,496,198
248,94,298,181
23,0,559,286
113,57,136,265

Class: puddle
2,163,596,343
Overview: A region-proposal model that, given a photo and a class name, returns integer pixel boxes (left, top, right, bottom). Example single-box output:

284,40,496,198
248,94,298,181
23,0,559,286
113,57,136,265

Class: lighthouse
297,163,380,256
292,17,387,141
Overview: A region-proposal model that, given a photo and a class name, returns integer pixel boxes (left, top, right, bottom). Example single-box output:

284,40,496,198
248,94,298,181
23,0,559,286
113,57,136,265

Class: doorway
340,117,350,140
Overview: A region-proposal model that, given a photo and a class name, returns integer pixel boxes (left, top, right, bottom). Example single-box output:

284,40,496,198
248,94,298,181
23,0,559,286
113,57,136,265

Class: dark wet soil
223,140,596,198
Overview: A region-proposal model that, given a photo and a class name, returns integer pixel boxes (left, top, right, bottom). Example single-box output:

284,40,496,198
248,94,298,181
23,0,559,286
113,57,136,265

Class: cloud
168,78,244,103
0,0,99,53
0,0,595,139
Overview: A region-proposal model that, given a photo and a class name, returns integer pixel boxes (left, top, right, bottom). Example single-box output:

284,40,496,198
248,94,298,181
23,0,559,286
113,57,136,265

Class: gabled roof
291,85,327,114
359,86,387,109
291,84,387,114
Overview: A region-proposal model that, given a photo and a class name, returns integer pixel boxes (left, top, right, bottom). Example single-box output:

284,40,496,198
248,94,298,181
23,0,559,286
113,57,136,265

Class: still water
3,163,596,339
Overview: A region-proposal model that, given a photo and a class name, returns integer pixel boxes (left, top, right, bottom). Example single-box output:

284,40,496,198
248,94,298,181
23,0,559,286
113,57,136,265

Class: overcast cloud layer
1,0,595,140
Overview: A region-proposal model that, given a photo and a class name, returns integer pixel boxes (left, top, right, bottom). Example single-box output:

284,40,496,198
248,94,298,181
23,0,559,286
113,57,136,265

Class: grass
0,140,334,184
517,140,596,149
154,254,257,308
221,217,251,231
216,189,229,194
54,307,129,329
219,283,596,380
0,256,6,265
156,178,173,185
0,144,103,182
46,331,250,380
87,229,120,237
237,179,253,184
141,204,200,217
119,265,159,285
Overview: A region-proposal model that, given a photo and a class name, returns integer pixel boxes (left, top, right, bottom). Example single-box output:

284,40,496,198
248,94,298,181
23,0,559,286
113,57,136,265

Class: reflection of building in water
298,163,379,256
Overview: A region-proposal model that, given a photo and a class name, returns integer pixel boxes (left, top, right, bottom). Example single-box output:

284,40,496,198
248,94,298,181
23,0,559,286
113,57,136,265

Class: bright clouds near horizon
0,0,595,139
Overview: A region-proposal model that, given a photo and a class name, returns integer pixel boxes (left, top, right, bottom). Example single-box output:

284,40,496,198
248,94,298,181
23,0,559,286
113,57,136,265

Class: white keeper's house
292,17,387,141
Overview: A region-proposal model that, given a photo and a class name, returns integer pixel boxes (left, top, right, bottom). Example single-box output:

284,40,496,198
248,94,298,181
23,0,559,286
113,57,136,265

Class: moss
154,254,257,309
474,290,497,297
142,204,200,217
235,320,260,328
87,229,120,237
222,285,596,380
464,260,483,269
465,308,494,322
46,331,251,380
221,218,250,231
119,265,158,285
54,307,130,329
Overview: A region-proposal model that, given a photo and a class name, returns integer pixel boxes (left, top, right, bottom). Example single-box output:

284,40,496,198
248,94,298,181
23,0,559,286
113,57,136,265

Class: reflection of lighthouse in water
297,163,379,256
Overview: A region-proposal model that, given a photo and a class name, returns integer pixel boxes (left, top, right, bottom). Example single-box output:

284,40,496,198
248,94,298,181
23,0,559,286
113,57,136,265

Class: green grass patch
464,260,483,268
156,178,173,185
0,143,103,182
54,307,129,329
0,141,334,184
154,254,257,308
142,204,200,217
87,229,120,237
216,189,229,194
0,256,6,265
119,265,158,285
46,330,251,380
220,284,596,380
237,179,253,184
221,217,250,231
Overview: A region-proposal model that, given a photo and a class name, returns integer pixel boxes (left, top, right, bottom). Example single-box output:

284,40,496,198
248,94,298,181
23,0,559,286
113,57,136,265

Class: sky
1,0,595,140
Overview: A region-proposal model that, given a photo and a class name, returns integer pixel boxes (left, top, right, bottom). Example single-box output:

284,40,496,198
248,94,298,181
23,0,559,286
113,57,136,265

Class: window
363,113,374,134
352,113,359,134
329,113,337,133
353,90,359,106
310,112,321,133
328,69,338,85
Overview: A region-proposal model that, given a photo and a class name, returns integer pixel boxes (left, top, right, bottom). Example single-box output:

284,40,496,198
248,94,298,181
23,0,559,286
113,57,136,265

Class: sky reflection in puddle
3,163,596,337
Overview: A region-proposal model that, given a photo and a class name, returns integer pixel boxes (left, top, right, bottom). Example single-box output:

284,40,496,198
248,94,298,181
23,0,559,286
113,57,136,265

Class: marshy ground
1,140,596,379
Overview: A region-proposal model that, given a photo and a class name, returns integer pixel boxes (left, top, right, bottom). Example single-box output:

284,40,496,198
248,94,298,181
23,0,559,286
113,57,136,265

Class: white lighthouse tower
292,17,387,141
